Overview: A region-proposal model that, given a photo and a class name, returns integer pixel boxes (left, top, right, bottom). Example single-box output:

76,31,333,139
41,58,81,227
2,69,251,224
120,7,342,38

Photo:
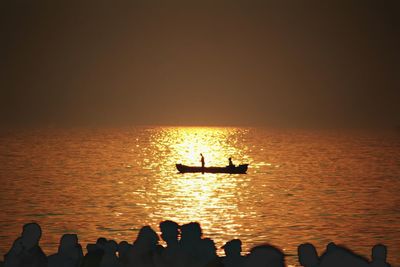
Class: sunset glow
1,1,400,265
147,127,253,235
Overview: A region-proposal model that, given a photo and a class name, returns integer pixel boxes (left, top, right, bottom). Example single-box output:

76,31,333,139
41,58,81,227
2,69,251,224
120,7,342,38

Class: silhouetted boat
176,164,249,174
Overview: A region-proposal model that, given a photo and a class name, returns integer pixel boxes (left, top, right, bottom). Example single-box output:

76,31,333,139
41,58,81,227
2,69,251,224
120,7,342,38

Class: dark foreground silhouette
1,221,392,267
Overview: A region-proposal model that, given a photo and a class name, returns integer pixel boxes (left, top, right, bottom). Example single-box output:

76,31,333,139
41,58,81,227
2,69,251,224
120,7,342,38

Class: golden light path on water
146,127,253,240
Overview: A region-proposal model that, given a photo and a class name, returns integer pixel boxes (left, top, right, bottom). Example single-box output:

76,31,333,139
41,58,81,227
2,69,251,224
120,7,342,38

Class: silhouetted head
222,239,242,257
21,223,42,249
298,243,319,267
372,244,387,262
60,234,78,246
96,237,107,250
134,225,159,250
180,222,202,241
159,220,179,244
247,244,285,267
58,234,81,257
326,242,337,253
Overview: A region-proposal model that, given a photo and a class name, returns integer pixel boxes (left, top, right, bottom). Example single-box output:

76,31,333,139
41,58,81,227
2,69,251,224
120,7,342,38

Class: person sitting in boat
228,157,235,167
200,153,205,168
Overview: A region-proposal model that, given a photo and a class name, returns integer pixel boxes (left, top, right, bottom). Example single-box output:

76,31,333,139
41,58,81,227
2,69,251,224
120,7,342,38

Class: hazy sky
1,0,399,128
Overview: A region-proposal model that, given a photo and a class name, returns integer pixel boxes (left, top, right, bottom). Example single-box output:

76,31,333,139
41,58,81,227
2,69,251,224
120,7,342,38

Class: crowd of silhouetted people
1,221,392,267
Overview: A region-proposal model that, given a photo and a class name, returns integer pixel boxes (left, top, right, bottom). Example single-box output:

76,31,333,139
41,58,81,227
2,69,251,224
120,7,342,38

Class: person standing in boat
228,157,234,167
200,153,205,168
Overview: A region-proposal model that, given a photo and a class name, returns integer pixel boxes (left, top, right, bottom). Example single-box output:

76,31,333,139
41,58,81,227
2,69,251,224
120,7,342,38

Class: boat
176,163,249,174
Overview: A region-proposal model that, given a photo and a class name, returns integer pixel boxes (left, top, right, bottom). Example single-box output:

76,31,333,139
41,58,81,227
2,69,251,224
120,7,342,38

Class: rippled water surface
0,127,399,266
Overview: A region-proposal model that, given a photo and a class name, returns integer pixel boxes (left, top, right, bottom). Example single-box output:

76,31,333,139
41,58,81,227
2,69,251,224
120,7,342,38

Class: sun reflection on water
150,127,250,166
146,127,252,241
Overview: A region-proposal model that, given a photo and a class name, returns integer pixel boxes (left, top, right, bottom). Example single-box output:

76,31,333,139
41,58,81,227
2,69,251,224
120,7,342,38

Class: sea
0,126,399,266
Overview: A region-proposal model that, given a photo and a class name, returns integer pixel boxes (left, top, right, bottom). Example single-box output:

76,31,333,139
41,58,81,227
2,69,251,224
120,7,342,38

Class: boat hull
176,164,248,174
